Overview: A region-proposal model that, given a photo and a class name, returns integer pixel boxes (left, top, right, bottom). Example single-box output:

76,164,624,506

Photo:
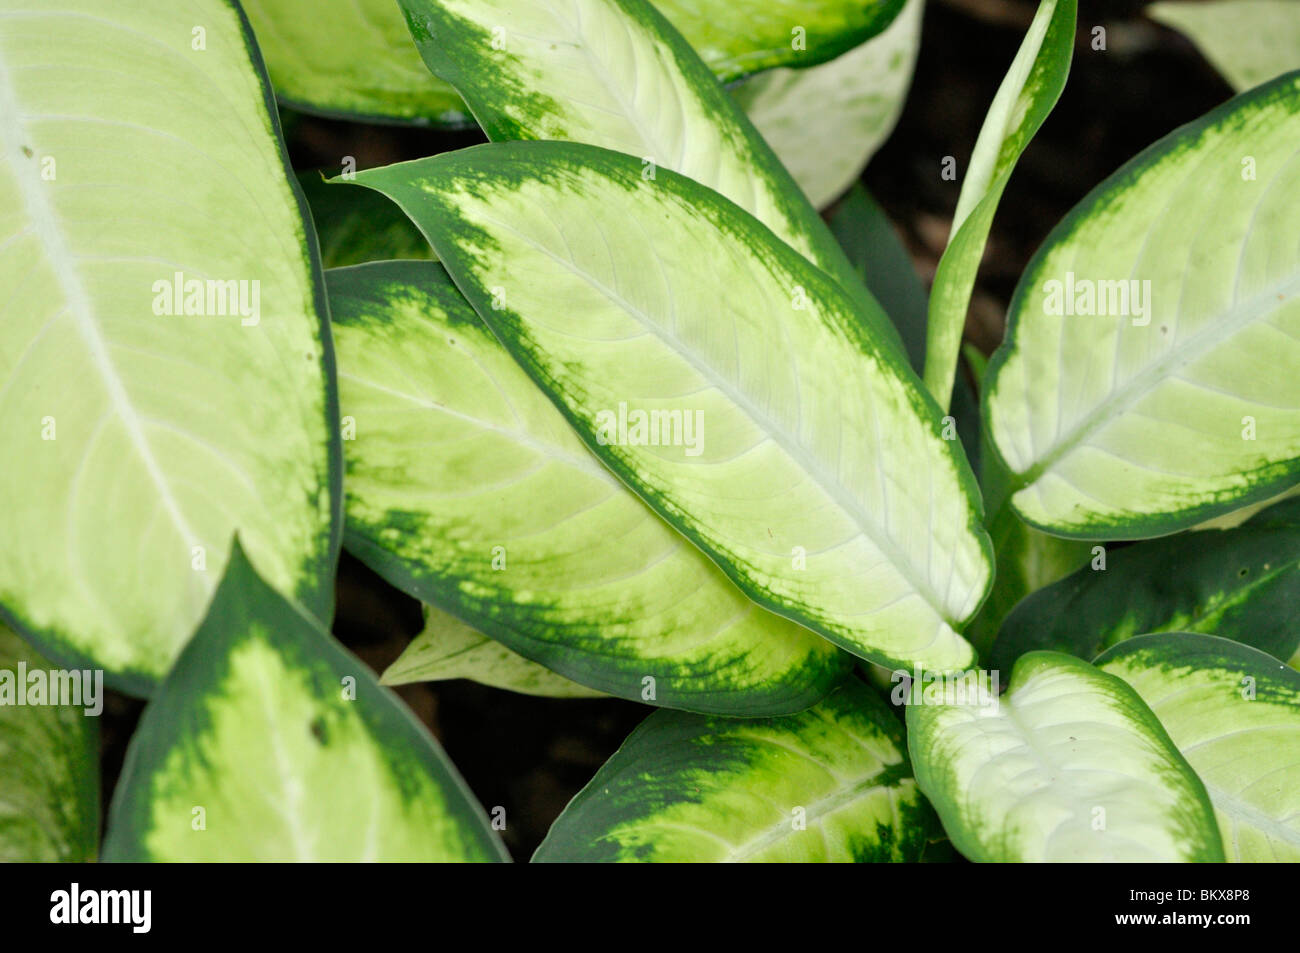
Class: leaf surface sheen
986,72,1300,537
351,144,993,673
0,0,339,691
332,261,849,715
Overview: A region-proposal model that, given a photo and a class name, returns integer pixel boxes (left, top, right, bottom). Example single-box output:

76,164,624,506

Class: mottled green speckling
535,678,937,862
0,625,99,861
348,146,994,674
330,260,849,716
0,0,340,694
1098,633,1300,861
102,544,507,862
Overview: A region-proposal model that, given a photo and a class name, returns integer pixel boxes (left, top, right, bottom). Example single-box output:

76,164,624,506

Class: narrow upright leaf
826,183,983,471
1098,633,1300,861
534,679,937,862
908,651,1224,862
331,261,849,715
0,0,340,692
0,625,99,861
351,143,994,672
1149,0,1300,92
103,542,507,862
985,73,1300,538
734,0,923,209
395,0,902,346
243,0,472,125
383,606,606,698
922,0,1075,410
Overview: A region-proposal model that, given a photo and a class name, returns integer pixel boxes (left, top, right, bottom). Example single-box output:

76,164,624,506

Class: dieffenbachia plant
0,0,340,692
2,0,1298,864
103,544,507,861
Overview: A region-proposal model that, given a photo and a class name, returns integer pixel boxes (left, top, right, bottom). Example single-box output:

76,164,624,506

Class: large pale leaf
922,0,1075,410
1149,0,1300,92
243,0,471,125
734,0,923,209
102,542,508,862
394,0,901,346
383,605,606,698
1097,633,1300,861
0,0,339,692
351,143,994,672
907,651,1224,861
0,625,98,861
985,73,1300,538
991,499,1300,671
331,261,848,714
534,678,936,862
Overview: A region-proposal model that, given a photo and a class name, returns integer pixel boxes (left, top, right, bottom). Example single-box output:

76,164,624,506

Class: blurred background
100,0,1243,861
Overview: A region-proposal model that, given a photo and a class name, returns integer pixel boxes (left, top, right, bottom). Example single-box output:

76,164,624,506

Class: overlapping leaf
383,606,606,698
827,184,982,468
243,0,472,125
0,0,339,692
298,171,433,269
732,0,922,209
394,0,900,344
244,0,903,125
908,651,1224,861
653,0,905,82
1149,0,1300,92
985,72,1300,537
351,144,993,672
331,261,849,714
991,498,1300,671
1098,633,1300,861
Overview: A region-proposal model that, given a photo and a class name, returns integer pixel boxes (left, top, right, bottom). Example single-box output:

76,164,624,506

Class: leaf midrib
725,763,906,862
1016,268,1300,487
476,207,960,629
338,369,619,483
0,38,204,555
1205,779,1300,854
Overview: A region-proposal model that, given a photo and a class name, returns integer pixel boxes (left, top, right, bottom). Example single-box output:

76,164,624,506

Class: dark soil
97,0,1236,862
